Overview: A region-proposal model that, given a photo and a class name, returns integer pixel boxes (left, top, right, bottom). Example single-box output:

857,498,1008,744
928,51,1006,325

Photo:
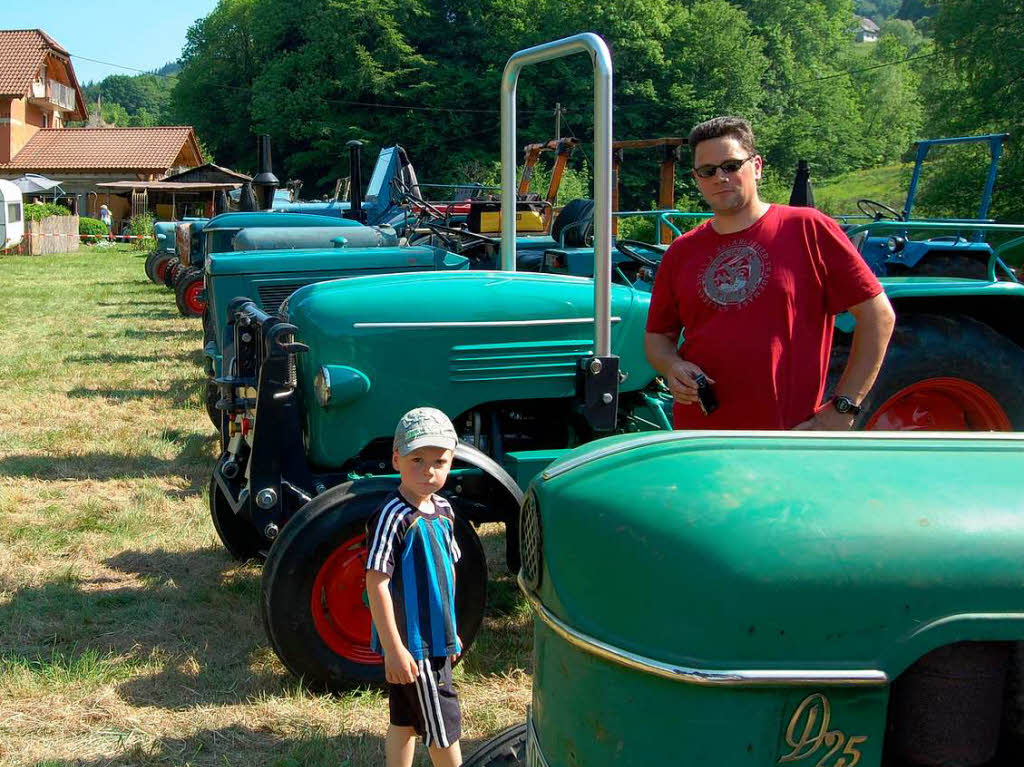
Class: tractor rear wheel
261,482,488,690
829,313,1024,431
463,724,528,767
209,472,267,561
162,257,180,288
175,269,206,317
144,251,164,283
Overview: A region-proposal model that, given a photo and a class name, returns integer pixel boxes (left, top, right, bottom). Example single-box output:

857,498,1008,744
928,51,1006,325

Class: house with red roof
0,29,203,228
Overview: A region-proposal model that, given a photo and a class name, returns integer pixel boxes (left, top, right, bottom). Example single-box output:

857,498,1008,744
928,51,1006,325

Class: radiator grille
256,283,304,314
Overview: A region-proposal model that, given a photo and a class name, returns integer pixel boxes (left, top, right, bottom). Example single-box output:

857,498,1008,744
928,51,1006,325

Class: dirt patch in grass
0,248,531,765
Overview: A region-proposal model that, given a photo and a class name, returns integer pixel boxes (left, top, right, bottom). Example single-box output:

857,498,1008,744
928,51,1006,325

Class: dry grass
0,246,531,766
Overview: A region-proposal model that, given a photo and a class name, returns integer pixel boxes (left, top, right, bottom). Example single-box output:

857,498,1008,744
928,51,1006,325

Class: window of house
42,114,49,128
8,203,22,223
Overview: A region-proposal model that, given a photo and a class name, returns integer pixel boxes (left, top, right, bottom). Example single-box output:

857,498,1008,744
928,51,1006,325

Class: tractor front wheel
209,472,267,561
175,269,206,317
261,482,488,690
830,313,1024,431
463,724,528,767
153,255,175,284
144,251,164,283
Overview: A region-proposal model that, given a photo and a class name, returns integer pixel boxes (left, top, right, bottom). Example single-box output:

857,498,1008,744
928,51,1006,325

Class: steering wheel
857,198,904,221
615,239,663,267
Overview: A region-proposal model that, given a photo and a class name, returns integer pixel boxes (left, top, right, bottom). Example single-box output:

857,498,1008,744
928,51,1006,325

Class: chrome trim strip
541,429,1024,480
354,317,621,329
520,578,889,687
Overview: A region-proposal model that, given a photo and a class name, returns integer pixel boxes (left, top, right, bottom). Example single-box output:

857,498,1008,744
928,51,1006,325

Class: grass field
0,245,530,766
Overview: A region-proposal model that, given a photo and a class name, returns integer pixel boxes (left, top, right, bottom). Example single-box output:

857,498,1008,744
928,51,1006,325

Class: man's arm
644,331,714,406
365,569,419,684
795,291,896,430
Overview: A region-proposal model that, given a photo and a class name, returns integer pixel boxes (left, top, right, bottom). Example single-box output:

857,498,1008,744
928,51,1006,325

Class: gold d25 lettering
778,693,868,767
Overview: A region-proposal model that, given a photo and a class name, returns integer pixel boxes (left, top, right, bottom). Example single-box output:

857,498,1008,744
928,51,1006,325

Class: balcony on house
29,78,76,112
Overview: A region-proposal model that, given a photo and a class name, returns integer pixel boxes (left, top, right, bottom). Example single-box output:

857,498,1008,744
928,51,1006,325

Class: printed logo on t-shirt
700,240,770,308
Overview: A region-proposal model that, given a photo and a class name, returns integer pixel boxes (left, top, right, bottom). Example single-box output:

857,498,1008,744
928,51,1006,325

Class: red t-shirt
646,204,882,430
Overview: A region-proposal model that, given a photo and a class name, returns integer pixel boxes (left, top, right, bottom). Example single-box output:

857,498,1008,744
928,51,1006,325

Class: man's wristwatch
831,395,862,416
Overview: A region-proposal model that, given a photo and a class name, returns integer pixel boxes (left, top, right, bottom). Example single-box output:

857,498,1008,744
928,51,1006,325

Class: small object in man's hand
694,373,719,415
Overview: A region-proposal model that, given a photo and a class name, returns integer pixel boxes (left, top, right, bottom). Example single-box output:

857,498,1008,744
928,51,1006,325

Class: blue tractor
841,133,1010,279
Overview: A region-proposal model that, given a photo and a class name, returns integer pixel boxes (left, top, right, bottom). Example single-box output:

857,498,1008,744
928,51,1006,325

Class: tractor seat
551,198,595,247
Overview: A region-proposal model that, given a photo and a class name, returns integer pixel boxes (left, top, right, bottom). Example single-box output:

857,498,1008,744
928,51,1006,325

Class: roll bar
501,33,613,356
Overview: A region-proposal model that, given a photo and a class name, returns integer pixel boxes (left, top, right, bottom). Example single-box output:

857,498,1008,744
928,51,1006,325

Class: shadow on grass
0,548,278,712
0,431,218,484
105,309,182,320
2,545,529,715
64,350,201,365
67,375,204,408
96,299,168,307
29,724,388,767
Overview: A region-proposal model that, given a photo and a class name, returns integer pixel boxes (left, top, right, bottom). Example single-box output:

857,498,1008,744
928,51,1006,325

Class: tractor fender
452,442,525,574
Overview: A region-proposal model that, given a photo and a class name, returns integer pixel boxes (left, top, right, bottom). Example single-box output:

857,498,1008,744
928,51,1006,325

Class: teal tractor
209,34,1024,695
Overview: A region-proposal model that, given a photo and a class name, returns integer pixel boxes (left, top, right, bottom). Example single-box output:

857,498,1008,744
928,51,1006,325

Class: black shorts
389,656,461,748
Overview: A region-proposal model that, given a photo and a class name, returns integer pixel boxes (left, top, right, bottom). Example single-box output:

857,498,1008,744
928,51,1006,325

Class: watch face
834,396,852,414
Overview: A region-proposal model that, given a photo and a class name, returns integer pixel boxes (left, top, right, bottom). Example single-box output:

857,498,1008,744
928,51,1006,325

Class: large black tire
261,481,488,690
209,472,268,561
144,251,164,283
175,268,206,318
162,257,181,288
829,313,1024,430
464,724,528,767
152,254,175,284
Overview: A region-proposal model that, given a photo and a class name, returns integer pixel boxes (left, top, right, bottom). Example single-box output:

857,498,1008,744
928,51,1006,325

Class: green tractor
210,35,1024,696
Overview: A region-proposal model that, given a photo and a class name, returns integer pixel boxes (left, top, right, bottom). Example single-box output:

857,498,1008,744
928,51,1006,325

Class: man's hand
793,406,856,431
384,644,419,684
665,359,714,405
450,634,463,665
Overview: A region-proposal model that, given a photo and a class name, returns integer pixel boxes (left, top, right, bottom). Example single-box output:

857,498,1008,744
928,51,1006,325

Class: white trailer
0,179,24,250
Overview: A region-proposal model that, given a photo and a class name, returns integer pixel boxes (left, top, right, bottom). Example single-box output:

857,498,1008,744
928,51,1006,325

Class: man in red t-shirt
644,116,895,430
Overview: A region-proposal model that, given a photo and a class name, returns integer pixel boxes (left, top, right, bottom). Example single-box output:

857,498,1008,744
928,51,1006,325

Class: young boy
365,407,464,767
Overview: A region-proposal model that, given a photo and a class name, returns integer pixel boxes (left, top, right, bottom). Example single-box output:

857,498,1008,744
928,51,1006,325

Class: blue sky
4,0,220,84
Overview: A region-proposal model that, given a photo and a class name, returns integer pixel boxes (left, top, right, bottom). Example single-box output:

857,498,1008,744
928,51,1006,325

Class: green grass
812,163,911,218
0,245,530,765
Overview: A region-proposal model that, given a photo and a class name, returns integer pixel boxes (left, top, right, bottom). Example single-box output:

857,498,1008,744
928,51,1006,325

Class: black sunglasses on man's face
693,156,753,179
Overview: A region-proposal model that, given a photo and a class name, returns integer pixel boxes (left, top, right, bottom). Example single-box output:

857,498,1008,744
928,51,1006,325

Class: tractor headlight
314,366,332,407
886,236,906,254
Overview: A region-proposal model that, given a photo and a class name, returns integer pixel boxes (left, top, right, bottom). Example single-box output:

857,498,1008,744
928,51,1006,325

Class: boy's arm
365,570,419,684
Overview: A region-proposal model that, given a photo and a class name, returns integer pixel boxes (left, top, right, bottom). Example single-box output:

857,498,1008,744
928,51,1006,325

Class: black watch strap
832,395,861,415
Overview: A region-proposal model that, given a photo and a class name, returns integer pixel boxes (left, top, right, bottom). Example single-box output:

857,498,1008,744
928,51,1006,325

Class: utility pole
554,102,563,140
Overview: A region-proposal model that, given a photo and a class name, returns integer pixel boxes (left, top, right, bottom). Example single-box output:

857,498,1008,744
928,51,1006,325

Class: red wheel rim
865,377,1011,431
310,533,381,665
155,259,170,281
184,281,206,314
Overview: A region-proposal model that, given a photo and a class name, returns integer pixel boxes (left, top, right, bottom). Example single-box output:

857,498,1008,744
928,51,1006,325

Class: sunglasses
693,156,754,179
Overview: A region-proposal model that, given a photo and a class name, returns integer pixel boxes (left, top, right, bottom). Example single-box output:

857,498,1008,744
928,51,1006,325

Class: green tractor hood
285,271,657,468
208,245,464,277
527,430,1024,681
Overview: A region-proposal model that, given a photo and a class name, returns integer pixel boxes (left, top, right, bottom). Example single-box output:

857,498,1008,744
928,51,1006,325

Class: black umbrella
789,160,815,208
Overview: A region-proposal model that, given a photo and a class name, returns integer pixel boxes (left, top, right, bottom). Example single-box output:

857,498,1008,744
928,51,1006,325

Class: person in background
99,204,112,239
644,115,895,430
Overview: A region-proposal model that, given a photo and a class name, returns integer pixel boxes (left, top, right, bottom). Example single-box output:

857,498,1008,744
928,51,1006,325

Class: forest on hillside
83,0,1022,220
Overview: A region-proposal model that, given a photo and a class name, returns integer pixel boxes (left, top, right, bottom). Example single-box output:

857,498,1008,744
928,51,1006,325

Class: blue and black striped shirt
365,491,463,661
